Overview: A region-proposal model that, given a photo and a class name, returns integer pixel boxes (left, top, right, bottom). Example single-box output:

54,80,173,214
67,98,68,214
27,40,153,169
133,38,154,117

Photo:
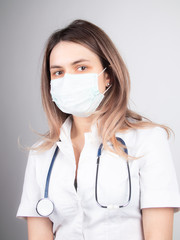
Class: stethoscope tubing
44,146,59,198
36,137,131,216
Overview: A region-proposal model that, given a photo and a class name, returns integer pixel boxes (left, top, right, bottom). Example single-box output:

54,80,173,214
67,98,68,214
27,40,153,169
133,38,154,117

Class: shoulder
135,126,168,146
115,126,169,157
28,140,57,167
24,141,58,185
116,126,168,143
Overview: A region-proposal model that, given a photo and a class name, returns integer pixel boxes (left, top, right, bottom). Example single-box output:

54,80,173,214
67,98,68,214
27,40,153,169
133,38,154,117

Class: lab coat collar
57,115,102,145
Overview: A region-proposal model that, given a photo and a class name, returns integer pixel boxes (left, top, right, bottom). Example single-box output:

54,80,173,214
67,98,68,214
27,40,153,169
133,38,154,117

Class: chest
39,144,139,206
71,137,85,179
36,142,142,234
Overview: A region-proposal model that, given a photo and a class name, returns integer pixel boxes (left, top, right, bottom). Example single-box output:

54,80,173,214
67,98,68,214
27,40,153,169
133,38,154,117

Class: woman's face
49,41,110,93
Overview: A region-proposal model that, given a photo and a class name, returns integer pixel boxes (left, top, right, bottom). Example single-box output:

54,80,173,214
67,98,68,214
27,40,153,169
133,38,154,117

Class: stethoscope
36,137,131,216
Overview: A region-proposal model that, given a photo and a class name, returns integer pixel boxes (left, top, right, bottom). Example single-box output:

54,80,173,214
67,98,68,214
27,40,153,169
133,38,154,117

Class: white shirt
16,115,180,240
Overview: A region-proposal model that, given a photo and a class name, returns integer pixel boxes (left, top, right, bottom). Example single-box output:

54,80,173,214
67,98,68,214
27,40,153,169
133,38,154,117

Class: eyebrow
50,59,90,69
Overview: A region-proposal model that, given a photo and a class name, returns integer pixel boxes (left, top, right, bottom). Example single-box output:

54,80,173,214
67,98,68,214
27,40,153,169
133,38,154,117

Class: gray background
0,0,180,239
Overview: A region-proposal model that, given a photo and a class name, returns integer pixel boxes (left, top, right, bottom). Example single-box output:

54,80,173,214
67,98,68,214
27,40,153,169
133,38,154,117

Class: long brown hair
31,19,172,159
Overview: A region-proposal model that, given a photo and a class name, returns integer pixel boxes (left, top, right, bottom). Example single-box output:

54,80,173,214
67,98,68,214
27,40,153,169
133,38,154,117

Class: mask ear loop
98,67,107,76
103,84,112,94
98,67,112,94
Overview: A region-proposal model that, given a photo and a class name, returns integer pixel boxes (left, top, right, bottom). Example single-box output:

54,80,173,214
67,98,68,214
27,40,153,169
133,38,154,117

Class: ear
104,71,111,86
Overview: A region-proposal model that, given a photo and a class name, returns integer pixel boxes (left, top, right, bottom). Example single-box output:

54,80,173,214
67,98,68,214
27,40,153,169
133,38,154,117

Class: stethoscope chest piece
36,198,54,217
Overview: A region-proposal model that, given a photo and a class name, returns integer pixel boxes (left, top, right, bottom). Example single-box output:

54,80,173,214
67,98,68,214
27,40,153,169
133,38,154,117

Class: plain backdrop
0,0,180,239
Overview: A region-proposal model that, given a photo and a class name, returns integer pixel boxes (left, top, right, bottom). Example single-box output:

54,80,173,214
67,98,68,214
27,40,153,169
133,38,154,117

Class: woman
16,19,180,240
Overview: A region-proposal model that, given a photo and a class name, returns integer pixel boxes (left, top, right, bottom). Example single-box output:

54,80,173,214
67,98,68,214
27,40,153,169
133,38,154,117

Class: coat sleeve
138,127,180,212
16,150,42,220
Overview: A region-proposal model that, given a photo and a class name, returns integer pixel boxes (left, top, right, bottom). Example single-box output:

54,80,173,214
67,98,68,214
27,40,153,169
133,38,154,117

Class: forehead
50,41,100,66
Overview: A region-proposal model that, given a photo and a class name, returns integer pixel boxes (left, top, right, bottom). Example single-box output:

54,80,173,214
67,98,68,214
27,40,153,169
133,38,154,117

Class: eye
54,71,63,76
77,66,87,72
51,70,64,80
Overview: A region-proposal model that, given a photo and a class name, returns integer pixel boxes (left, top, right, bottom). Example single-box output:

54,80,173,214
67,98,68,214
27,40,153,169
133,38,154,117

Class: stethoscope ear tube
95,137,131,209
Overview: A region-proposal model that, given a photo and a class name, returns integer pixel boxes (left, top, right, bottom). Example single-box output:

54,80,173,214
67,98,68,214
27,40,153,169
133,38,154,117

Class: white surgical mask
50,67,112,117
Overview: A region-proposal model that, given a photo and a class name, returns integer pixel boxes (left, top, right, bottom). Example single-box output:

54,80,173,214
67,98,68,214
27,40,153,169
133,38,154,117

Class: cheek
98,76,106,93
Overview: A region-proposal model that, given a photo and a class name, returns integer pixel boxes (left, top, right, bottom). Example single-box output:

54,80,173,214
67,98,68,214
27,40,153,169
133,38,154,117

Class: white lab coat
16,115,180,240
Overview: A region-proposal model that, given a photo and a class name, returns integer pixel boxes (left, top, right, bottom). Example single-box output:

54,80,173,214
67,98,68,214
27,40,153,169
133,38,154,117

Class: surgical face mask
50,67,112,117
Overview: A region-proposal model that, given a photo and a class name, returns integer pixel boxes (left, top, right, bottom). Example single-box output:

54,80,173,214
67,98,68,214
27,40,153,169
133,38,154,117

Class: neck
71,115,94,138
